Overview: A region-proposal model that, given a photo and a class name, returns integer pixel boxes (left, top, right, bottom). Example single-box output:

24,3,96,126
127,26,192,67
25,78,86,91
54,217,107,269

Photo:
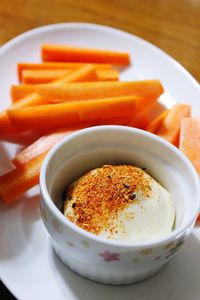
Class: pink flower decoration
99,250,120,262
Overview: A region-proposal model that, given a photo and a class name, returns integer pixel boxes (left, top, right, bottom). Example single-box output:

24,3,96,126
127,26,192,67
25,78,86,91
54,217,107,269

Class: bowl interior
44,126,199,234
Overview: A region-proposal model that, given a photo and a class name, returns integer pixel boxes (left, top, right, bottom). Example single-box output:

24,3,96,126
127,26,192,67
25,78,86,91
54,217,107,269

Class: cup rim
40,125,200,249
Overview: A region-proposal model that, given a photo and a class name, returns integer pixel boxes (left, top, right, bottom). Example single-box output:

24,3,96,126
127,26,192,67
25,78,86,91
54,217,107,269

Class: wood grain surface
0,0,199,299
0,0,200,82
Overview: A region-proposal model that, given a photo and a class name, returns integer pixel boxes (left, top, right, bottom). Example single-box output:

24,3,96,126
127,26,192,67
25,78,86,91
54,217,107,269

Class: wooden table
0,0,199,299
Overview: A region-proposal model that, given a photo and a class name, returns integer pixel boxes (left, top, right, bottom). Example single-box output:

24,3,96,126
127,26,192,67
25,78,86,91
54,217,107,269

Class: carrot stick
11,80,164,102
7,95,150,131
145,109,169,133
22,65,98,85
11,115,132,163
97,69,119,81
0,120,39,144
22,69,73,84
127,102,165,129
41,44,130,66
18,62,112,81
0,93,44,141
12,65,99,102
12,128,74,166
53,64,98,84
156,104,191,146
0,151,48,204
37,80,164,103
21,68,118,84
179,117,200,175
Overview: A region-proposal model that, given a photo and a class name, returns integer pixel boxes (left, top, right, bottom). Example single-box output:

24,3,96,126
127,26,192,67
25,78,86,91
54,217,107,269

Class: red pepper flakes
64,165,151,235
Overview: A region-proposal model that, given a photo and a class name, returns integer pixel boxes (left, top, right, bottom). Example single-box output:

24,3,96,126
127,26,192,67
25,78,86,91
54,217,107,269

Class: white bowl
40,125,200,285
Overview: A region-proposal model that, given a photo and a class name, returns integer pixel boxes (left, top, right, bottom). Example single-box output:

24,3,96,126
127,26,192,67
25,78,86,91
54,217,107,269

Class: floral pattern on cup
132,257,140,263
99,250,120,262
81,240,90,248
66,241,75,248
139,248,153,255
52,219,63,234
165,239,184,260
155,256,161,261
163,241,174,250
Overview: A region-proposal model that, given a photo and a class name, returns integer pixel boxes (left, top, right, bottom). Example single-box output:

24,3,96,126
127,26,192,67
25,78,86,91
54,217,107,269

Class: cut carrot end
0,152,47,204
156,104,191,146
17,62,113,82
145,109,169,133
179,117,200,175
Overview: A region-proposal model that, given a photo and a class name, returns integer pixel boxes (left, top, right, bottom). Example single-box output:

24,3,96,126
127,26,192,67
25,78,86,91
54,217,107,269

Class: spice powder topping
64,165,153,235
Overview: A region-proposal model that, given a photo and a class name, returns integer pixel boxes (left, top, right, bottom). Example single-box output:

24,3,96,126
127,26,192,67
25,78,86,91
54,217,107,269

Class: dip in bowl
40,125,200,285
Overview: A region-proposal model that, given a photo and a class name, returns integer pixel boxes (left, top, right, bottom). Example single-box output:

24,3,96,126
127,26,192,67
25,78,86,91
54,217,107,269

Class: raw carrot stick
128,102,165,129
22,65,98,85
53,64,98,84
156,104,191,146
145,109,169,133
12,128,74,166
0,151,48,204
12,65,99,102
96,69,119,81
42,44,130,66
21,68,118,84
22,69,73,84
0,111,36,142
179,117,200,175
11,116,131,163
18,62,112,81
0,93,44,141
7,96,150,131
37,80,164,103
11,80,164,102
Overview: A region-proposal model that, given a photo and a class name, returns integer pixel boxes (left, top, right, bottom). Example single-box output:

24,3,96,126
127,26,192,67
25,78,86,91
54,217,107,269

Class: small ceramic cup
40,126,200,285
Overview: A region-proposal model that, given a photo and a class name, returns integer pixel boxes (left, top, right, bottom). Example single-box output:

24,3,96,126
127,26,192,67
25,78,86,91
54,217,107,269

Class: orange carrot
11,80,164,102
12,65,99,102
145,109,169,133
197,213,200,222
0,111,36,142
7,96,150,131
179,117,200,175
42,44,130,66
0,93,44,141
18,62,112,81
21,68,118,84
128,102,165,129
53,64,98,84
22,69,73,84
22,65,98,85
37,80,163,103
156,104,191,146
0,151,48,204
12,128,74,166
97,69,119,81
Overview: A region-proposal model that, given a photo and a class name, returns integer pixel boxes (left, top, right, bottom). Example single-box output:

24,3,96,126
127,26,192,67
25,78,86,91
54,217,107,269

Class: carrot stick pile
0,43,199,211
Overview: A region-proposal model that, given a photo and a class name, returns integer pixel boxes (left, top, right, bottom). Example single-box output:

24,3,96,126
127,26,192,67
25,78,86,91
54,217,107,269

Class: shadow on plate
49,233,200,300
0,192,41,260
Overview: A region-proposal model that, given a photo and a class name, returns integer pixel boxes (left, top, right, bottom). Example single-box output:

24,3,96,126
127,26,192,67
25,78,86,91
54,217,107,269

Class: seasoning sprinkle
129,193,136,200
123,183,130,188
64,165,152,235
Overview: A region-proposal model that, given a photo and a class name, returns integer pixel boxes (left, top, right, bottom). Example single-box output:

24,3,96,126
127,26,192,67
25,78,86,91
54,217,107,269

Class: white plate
0,23,200,300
